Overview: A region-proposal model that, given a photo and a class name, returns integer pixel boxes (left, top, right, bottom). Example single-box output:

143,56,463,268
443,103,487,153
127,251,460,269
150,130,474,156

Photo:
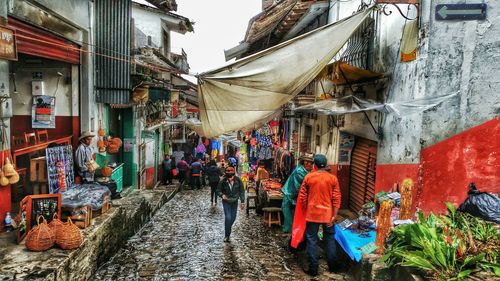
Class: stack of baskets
26,215,83,251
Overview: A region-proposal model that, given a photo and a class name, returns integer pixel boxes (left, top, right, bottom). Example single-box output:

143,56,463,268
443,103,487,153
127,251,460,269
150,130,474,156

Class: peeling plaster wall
421,1,500,146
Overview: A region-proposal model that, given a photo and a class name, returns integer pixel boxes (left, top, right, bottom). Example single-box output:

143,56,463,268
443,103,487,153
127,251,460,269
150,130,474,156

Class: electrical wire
13,33,191,76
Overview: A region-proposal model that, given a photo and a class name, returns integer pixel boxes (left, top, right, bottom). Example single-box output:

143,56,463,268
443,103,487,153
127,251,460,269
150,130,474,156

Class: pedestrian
190,158,203,189
206,160,222,205
297,154,341,276
217,166,245,242
281,152,314,233
75,131,97,183
176,157,189,186
201,154,210,187
162,155,173,185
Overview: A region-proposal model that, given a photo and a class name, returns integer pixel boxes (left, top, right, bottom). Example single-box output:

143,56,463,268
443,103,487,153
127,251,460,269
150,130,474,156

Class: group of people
164,151,342,277
162,154,245,243
281,153,342,276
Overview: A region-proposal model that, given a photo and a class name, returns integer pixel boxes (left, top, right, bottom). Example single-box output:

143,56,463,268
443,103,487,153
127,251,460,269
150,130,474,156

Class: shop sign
0,25,17,61
376,0,419,4
435,4,487,21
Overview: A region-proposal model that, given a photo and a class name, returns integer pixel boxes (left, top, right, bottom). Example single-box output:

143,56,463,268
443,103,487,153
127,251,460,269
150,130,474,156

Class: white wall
10,56,75,117
132,6,165,48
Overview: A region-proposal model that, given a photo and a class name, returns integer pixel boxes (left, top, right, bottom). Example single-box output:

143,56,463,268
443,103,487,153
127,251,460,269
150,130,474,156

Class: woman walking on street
206,160,222,205
217,166,245,242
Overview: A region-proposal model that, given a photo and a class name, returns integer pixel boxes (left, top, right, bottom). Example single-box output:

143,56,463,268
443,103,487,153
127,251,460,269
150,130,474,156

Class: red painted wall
419,118,500,214
375,163,420,211
11,115,75,138
0,149,12,232
145,167,155,189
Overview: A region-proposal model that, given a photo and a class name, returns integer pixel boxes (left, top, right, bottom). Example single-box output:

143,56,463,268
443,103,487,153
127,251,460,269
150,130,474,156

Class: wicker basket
48,214,64,241
57,218,83,250
26,216,55,251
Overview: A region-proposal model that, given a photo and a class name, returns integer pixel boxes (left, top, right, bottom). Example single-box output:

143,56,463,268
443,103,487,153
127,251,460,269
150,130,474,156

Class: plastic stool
246,193,258,215
262,207,281,227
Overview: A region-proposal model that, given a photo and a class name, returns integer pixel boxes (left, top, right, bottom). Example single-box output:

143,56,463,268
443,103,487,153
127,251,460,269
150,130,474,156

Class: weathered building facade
226,0,499,214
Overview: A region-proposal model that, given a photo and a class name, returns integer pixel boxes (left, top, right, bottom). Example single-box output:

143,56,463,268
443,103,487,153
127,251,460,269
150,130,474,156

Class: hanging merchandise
1,126,19,185
106,137,123,154
195,137,206,159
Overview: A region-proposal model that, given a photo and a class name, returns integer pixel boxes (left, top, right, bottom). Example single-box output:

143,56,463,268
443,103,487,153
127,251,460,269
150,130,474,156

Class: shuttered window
349,137,377,212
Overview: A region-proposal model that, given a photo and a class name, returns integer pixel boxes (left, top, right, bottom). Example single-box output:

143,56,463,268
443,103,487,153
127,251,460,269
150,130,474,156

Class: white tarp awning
295,93,458,117
197,7,374,137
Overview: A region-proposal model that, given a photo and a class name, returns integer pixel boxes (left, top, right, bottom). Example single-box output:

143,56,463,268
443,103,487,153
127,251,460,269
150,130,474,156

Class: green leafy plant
382,202,500,280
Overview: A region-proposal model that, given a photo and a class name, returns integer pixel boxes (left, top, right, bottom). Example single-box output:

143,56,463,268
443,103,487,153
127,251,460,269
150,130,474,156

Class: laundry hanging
197,7,375,137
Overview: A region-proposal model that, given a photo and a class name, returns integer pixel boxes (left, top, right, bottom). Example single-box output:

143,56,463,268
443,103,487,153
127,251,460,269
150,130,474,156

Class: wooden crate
62,205,92,229
30,157,48,194
92,201,111,218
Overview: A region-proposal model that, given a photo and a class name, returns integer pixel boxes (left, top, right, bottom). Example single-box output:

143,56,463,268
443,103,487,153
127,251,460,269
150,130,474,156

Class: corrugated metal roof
95,0,132,104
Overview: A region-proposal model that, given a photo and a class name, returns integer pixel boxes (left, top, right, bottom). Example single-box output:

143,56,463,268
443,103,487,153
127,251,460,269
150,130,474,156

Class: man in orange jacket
297,154,341,276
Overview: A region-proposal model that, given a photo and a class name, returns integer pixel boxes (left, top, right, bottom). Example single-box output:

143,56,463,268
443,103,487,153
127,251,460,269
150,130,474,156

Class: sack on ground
458,183,500,223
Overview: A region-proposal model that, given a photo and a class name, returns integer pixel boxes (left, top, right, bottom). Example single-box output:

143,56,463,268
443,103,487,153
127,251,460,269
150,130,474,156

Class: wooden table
12,135,72,166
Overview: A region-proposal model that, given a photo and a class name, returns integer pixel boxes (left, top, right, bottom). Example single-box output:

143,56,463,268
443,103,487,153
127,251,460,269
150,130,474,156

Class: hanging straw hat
79,131,95,141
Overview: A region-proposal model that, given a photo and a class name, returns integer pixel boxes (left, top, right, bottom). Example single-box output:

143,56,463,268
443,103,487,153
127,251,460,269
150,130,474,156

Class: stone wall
0,186,177,281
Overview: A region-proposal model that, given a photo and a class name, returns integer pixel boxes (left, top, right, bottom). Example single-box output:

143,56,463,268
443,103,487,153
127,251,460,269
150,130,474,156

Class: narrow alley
92,186,351,281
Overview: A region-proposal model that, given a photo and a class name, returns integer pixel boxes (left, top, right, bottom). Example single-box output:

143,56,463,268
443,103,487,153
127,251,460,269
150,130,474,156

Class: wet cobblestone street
92,186,352,280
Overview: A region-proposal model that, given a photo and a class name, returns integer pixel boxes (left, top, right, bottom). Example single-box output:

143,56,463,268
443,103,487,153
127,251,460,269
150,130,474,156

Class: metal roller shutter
349,137,377,212
8,17,80,64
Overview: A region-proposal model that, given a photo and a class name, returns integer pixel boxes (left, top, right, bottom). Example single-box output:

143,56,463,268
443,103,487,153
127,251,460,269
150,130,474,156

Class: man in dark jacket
190,158,203,189
206,160,222,205
217,166,245,242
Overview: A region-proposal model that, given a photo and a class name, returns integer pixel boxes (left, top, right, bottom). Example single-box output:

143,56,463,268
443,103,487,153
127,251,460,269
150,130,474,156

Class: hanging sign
435,4,487,21
0,25,17,61
32,95,56,128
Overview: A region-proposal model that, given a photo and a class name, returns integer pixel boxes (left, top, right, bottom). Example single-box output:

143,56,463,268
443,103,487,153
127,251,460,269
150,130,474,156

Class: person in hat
75,131,96,183
217,166,245,242
297,154,341,276
281,152,314,233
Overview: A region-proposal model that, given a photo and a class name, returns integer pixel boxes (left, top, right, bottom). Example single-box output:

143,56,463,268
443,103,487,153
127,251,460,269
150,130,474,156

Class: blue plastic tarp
334,224,375,262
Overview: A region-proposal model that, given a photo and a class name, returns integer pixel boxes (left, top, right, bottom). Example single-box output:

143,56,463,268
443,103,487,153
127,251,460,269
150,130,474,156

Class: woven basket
26,216,55,251
57,218,83,250
48,214,64,241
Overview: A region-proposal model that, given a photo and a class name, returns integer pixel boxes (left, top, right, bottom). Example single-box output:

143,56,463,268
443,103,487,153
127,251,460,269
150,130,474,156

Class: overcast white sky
170,0,262,80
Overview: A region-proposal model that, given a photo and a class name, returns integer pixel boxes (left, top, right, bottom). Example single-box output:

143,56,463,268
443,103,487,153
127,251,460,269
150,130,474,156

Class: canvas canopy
197,7,374,137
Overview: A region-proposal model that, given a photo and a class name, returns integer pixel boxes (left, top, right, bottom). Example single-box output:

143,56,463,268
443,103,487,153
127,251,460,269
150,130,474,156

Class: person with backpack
206,160,222,205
